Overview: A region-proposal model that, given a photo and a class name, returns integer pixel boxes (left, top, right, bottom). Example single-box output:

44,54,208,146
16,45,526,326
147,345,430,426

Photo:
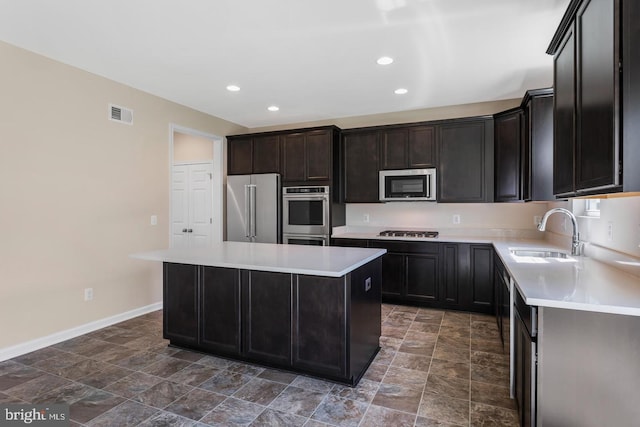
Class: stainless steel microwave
379,168,437,202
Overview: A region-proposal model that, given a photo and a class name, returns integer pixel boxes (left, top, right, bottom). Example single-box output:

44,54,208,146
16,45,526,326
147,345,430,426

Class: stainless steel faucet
537,208,581,256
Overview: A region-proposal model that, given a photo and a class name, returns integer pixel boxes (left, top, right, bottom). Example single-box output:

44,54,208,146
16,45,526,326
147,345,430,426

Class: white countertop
131,242,386,278
332,229,640,316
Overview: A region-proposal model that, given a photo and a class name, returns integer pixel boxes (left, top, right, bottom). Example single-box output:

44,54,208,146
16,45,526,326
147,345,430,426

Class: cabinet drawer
331,238,368,248
368,240,439,254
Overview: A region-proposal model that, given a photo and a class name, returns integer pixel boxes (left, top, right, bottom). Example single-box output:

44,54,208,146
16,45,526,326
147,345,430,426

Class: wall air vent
109,103,133,125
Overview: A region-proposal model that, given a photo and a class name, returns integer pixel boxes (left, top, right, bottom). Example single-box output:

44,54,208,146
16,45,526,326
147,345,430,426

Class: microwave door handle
426,174,432,199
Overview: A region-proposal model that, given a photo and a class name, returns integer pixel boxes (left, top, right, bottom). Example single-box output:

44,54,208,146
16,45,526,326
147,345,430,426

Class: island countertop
131,242,386,278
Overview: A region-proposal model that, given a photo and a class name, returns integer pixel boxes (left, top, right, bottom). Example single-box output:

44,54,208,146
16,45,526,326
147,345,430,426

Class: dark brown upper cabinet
342,130,380,203
524,89,555,202
494,108,524,202
438,118,494,203
493,88,554,203
380,125,436,170
281,128,333,184
227,135,280,176
548,0,640,196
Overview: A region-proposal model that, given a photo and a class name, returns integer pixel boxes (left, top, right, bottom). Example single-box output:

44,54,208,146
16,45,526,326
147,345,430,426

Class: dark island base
162,257,382,387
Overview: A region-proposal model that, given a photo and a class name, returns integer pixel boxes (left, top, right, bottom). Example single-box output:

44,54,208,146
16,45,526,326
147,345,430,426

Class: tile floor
0,304,517,426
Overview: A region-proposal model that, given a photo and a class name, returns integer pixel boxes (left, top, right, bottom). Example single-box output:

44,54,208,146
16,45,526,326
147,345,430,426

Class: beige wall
173,131,214,163
248,98,521,132
0,41,246,350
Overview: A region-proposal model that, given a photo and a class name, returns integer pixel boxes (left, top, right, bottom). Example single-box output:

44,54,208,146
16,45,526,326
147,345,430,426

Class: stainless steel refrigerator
226,173,281,243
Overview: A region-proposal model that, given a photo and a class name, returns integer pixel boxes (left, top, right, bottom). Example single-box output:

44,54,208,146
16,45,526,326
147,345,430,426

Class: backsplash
346,202,550,234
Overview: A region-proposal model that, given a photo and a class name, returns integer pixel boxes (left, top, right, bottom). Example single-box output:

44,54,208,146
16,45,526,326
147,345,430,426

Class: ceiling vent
109,103,133,125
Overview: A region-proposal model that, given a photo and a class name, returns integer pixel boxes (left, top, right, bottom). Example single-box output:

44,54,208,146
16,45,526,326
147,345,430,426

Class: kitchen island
132,242,386,386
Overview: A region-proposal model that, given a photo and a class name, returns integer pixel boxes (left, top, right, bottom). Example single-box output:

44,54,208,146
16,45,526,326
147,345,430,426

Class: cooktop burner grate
378,230,439,238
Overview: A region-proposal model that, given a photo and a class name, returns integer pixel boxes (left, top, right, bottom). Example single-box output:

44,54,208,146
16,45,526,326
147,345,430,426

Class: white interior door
188,164,213,248
171,163,213,248
171,165,189,249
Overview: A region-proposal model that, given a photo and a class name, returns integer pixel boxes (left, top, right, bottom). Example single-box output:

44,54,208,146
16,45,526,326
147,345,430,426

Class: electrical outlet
607,222,613,241
453,214,461,225
84,288,93,301
150,215,158,226
562,217,567,232
363,213,370,223
534,215,541,226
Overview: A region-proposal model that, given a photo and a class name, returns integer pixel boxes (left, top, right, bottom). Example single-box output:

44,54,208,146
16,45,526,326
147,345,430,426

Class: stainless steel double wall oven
282,186,330,246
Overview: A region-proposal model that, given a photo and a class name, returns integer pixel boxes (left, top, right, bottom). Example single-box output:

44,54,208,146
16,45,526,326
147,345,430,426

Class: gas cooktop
378,230,439,238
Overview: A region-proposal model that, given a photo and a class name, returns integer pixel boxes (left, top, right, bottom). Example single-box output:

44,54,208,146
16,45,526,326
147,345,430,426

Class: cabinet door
381,253,404,298
227,137,253,175
293,275,347,378
380,128,408,170
408,125,437,168
253,135,280,174
282,133,306,182
163,263,199,346
514,311,534,427
441,243,460,307
469,245,494,314
406,254,439,302
494,110,523,202
200,267,241,356
438,120,492,202
244,271,292,366
528,94,555,201
575,0,619,191
305,130,331,181
553,27,576,196
343,131,380,203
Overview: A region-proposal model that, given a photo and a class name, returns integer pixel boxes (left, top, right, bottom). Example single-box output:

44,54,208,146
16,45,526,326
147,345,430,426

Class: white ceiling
0,0,570,128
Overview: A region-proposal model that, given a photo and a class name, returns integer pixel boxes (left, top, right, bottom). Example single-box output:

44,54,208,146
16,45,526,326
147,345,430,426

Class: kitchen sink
509,248,571,259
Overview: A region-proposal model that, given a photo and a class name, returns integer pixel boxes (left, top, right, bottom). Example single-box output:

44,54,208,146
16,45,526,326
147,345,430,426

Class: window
585,199,601,217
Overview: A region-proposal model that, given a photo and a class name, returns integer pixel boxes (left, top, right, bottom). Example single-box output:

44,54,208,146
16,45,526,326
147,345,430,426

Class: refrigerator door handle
248,184,257,238
244,185,251,238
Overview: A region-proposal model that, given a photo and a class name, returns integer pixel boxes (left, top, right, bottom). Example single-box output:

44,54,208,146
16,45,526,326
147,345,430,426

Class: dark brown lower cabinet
441,243,461,308
163,263,199,347
332,239,494,314
244,271,292,366
163,260,381,385
293,275,347,378
200,267,241,356
381,253,404,298
469,245,494,314
406,254,439,302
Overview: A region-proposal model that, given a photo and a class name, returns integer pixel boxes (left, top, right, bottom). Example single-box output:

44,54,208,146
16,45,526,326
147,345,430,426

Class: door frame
169,124,223,246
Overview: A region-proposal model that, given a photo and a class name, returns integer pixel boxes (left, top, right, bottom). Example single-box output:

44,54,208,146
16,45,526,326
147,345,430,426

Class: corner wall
0,41,247,351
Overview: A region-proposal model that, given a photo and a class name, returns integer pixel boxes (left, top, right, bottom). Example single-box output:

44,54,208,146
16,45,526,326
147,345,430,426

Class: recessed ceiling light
394,88,408,95
377,56,394,65
226,85,240,92
267,105,279,112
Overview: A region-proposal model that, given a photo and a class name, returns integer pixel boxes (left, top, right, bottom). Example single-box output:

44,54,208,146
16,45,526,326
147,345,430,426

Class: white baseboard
0,302,163,362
